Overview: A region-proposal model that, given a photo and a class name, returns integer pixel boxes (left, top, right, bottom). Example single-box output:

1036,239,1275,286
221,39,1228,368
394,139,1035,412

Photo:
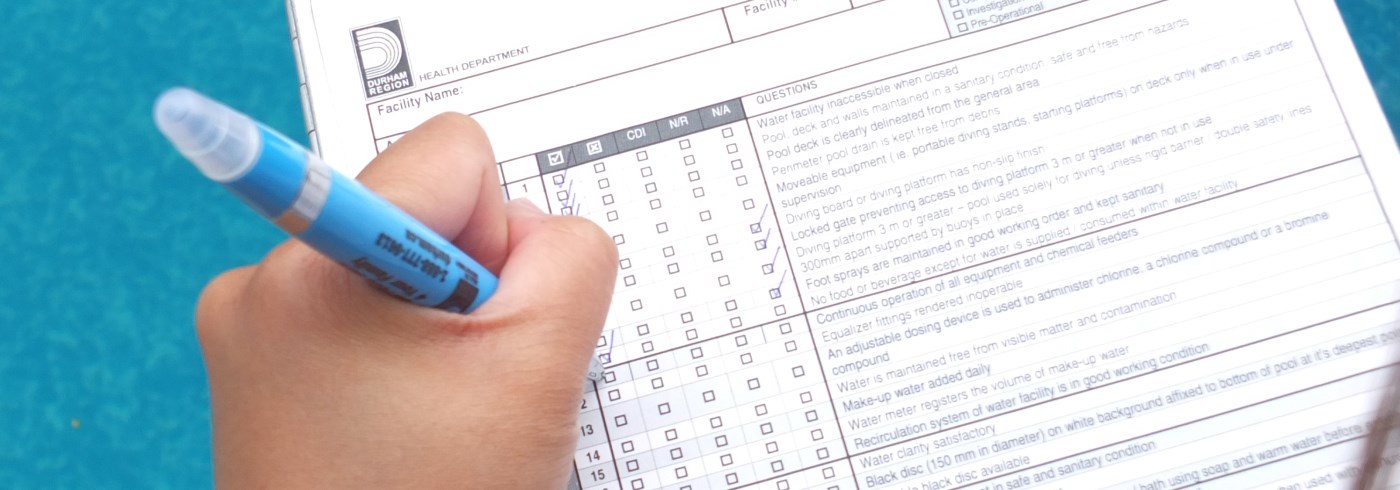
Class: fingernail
510,198,544,215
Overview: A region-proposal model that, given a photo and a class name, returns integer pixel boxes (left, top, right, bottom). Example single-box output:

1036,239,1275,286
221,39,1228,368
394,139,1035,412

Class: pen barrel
223,126,498,313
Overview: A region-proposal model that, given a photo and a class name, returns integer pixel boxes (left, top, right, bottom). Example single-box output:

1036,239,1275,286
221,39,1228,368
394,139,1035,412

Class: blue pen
154,87,498,314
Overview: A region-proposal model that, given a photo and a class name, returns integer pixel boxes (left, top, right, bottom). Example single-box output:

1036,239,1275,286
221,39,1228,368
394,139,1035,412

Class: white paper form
287,0,1400,488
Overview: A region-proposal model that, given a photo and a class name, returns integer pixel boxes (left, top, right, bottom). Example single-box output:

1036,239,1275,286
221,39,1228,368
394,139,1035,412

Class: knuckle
194,266,255,342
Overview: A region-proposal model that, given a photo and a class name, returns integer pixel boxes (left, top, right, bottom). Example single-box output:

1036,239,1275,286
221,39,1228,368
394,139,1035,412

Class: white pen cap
154,87,262,182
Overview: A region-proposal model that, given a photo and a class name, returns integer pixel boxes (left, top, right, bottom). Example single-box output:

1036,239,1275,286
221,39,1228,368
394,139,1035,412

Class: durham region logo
352,20,413,98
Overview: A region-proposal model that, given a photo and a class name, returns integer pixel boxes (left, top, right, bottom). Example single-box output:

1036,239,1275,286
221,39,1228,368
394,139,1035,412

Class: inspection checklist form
288,0,1400,488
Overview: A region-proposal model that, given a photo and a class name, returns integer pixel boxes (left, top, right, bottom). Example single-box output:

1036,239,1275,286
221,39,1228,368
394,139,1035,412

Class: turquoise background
0,1,1395,487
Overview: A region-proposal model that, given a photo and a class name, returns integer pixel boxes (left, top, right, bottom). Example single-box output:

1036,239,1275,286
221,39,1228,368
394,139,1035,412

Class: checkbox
636,151,648,161
691,347,704,359
645,182,657,193
755,239,767,250
609,389,621,401
763,264,774,274
681,312,693,323
560,205,574,216
597,335,608,347
693,187,705,198
726,473,738,484
615,415,628,426
730,317,742,328
772,461,784,472
756,404,768,416
707,234,719,245
604,371,617,383
736,175,749,186
715,434,728,446
700,210,712,221
680,139,691,150
743,198,755,210
684,155,696,165
703,390,716,402
761,422,773,434
750,223,761,233
731,159,743,170
642,341,654,352
620,258,632,270
626,459,639,471
805,410,818,422
676,467,688,478
780,323,792,334
553,174,565,185
950,0,960,6
722,127,734,137
786,340,798,352
800,391,813,403
637,324,649,335
608,210,620,222
767,442,779,453
668,263,680,274
736,335,748,346
958,22,968,32
647,359,659,371
721,454,733,465
711,251,723,262
770,289,782,299
688,170,700,182
775,305,787,315
624,275,636,286
614,233,626,245
718,275,731,286
652,377,664,389
603,194,615,205
741,353,753,364
823,467,835,478
726,143,738,154
598,178,611,189
670,446,682,457
556,190,569,201
725,300,737,311
953,10,964,19
818,448,830,459
662,246,675,257
631,478,643,489
696,365,709,376
748,378,760,390
600,353,611,363
622,440,634,452
631,299,643,311
674,287,686,298
641,166,653,177
686,328,698,340
594,162,606,173
658,402,671,415
657,222,669,233
711,417,723,428
793,366,805,377
650,198,662,209
778,481,790,490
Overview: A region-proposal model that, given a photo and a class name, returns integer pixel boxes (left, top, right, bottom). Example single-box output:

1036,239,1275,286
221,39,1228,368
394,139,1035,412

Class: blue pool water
0,1,1395,488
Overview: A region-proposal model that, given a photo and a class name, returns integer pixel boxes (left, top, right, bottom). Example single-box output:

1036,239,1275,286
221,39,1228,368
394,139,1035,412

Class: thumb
208,112,515,344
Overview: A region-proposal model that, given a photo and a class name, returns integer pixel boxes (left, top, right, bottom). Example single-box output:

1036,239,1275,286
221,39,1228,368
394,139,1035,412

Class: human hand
194,113,617,488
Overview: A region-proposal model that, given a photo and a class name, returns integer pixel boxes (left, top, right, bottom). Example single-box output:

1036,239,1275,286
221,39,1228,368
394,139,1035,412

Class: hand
194,113,618,488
